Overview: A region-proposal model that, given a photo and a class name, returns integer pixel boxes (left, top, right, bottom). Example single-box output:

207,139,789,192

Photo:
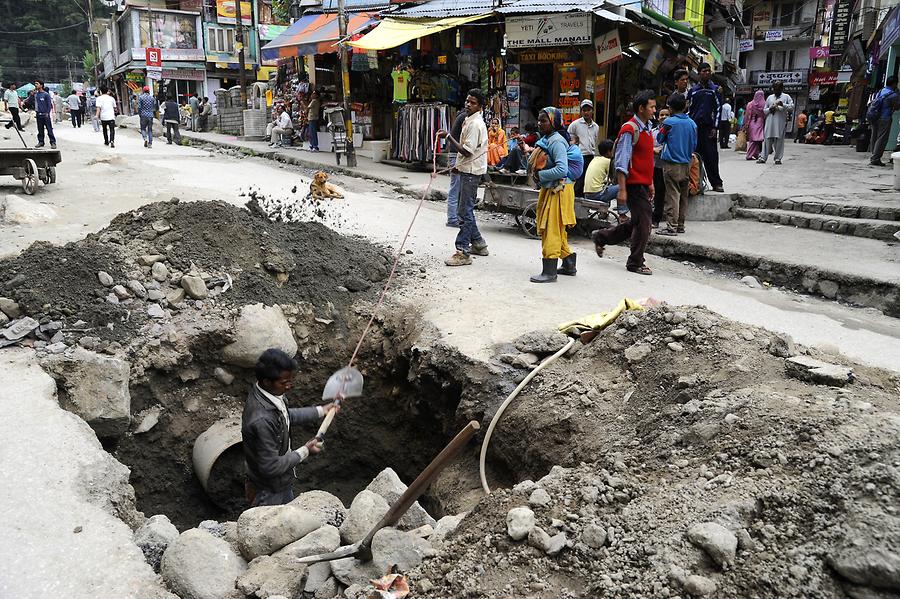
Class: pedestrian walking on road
530,106,579,283
96,86,117,148
52,90,63,123
651,108,670,228
743,90,766,160
188,93,199,131
162,95,181,144
306,90,321,152
868,76,899,167
137,86,158,148
444,109,466,227
758,81,794,165
87,91,99,132
3,83,24,131
823,108,836,143
656,93,697,236
592,90,656,276
719,98,733,149
567,99,600,197
794,110,808,143
437,89,489,267
687,63,724,192
199,97,212,132
33,80,57,149
66,91,82,127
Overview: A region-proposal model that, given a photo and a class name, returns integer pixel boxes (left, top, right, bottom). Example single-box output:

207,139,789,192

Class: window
788,49,795,69
773,2,799,26
117,16,131,55
208,26,235,53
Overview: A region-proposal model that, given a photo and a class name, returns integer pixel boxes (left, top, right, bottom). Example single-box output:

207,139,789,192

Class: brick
877,207,898,221
859,205,880,219
808,219,824,231
872,224,899,240
852,224,873,238
781,200,796,210
765,198,781,209
779,214,792,225
822,203,841,215
839,206,860,218
789,216,810,227
836,222,851,234
822,220,839,232
801,202,824,214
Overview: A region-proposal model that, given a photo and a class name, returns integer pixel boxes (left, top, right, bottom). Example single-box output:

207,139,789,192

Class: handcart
0,118,62,195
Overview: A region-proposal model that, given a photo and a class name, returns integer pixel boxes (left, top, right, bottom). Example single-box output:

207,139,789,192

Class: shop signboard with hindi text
595,30,622,68
764,30,783,41
738,39,754,52
756,71,804,86
506,13,592,49
829,0,851,55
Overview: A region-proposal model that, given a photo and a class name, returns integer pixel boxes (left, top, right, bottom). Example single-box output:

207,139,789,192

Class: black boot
530,258,558,283
559,253,577,276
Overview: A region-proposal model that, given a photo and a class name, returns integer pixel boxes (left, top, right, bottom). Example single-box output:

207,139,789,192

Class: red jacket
617,118,655,186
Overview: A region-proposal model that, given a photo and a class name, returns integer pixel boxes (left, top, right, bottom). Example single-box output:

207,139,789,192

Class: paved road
2,124,899,371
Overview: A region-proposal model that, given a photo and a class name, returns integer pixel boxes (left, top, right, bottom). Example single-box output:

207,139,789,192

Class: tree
83,49,97,83
272,0,290,23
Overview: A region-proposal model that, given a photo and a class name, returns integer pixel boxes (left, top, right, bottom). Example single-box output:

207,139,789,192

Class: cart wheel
22,159,38,195
520,202,539,239
48,166,56,184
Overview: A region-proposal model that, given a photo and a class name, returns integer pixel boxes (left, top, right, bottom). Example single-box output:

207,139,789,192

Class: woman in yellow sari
527,107,579,283
487,118,508,166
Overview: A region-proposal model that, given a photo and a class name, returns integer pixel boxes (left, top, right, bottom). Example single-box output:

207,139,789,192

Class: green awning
640,7,722,65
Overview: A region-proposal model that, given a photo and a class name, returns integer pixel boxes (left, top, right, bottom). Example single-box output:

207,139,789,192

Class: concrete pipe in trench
192,417,246,510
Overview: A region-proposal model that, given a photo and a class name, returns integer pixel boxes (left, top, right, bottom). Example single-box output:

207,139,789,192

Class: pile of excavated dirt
405,305,900,599
0,199,390,346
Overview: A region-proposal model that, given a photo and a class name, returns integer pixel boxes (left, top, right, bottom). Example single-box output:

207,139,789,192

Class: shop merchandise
391,102,450,162
392,67,411,103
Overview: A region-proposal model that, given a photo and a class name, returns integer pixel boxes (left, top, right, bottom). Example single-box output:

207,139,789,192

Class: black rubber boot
559,253,577,276
530,258,558,283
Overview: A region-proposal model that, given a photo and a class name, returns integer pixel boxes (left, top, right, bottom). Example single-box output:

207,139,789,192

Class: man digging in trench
242,348,340,507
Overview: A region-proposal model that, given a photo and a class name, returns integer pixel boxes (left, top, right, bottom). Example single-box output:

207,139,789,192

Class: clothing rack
391,103,450,163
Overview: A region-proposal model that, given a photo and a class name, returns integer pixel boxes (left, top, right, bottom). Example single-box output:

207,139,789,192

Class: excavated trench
108,306,495,531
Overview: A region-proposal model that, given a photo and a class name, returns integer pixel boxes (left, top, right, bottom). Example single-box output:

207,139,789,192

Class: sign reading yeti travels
506,13,592,48
756,71,804,86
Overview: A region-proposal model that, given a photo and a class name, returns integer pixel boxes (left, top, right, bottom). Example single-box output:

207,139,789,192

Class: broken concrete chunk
528,487,551,507
684,574,718,596
431,513,465,544
97,271,114,287
339,490,389,545
303,562,333,595
180,275,208,300
147,304,166,319
624,343,652,363
139,254,165,266
166,288,186,307
828,546,900,591
152,261,169,282
581,523,607,549
213,367,235,386
506,507,535,541
161,528,247,599
2,316,39,340
40,347,131,438
223,303,298,368
134,514,179,573
134,405,162,434
768,333,798,358
785,355,852,387
528,526,552,553
513,330,570,355
237,504,322,560
365,467,436,530
687,522,737,569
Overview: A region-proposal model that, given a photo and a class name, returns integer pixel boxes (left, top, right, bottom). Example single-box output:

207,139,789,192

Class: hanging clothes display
392,103,450,162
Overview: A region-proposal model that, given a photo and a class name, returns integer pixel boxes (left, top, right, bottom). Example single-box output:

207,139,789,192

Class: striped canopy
261,12,377,61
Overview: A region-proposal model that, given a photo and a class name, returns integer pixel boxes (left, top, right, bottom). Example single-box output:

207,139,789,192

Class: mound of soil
411,306,900,598
0,199,390,344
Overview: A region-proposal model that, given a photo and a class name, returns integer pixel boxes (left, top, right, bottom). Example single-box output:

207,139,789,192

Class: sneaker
110,142,115,148
515,169,527,175
50,143,57,149
774,160,782,165
871,160,887,167
712,185,725,192
677,226,685,233
446,221,460,227
756,158,765,164
470,243,489,256
144,140,148,148
444,251,472,266
35,143,44,148
657,227,678,236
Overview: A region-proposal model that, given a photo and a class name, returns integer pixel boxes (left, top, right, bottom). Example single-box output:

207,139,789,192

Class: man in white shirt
438,89,489,266
719,98,733,149
758,81,794,165
3,83,24,131
267,105,293,147
95,86,118,147
241,349,339,507
567,99,600,196
66,91,82,128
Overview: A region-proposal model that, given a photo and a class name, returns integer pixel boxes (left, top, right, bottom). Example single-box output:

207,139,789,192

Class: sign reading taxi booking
506,13,593,48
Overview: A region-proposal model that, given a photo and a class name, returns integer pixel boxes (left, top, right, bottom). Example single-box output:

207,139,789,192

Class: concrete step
734,207,900,241
644,220,900,317
738,195,900,222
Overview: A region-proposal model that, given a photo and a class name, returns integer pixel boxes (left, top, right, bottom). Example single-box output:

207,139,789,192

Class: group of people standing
740,81,795,165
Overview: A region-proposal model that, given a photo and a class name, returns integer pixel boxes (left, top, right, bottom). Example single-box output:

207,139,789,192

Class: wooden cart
0,120,62,194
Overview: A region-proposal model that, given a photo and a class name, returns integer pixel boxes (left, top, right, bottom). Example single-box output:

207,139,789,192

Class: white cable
479,337,577,494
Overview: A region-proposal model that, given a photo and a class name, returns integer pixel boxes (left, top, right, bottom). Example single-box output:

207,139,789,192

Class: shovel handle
315,399,341,441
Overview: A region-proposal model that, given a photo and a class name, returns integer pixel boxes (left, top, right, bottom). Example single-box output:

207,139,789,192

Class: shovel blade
322,366,364,400
295,542,362,565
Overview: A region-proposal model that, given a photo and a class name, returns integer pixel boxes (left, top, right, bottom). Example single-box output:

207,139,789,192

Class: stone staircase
734,196,900,241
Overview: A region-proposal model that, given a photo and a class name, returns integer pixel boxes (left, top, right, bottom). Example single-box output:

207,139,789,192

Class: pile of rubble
133,467,467,599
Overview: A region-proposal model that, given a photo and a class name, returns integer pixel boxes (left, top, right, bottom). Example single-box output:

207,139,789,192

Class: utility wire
0,20,89,34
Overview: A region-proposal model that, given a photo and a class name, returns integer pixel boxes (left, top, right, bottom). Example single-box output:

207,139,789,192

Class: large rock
235,555,306,599
237,504,322,560
365,468,436,530
180,275,208,300
829,546,900,591
507,507,535,541
40,347,131,438
785,355,852,386
431,513,466,545
303,562,333,595
687,522,737,569
289,490,347,527
134,514,180,572
223,303,298,368
339,490,389,545
331,527,431,587
273,524,340,561
0,194,57,224
161,528,247,599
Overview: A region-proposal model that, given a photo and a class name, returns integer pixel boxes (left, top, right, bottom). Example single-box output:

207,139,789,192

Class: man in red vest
592,90,657,275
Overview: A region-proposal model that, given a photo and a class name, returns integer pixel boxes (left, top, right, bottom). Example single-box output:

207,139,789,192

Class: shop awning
347,14,490,51
639,7,722,64
594,8,631,24
261,12,377,61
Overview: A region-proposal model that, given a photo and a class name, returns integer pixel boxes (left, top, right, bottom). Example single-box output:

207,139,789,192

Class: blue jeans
308,120,319,150
447,156,460,225
455,172,485,253
584,185,624,212
140,116,154,145
36,114,56,145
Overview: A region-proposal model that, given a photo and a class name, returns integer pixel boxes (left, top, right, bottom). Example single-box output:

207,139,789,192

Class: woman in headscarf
527,107,579,283
743,90,766,161
487,118,508,166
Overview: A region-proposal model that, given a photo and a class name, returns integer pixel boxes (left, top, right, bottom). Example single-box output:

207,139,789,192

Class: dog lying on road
309,171,345,199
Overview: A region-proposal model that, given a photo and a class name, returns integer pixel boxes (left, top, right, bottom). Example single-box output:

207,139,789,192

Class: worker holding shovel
241,348,341,507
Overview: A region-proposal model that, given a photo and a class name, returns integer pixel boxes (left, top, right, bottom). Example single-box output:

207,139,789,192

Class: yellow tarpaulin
557,298,648,336
348,14,490,51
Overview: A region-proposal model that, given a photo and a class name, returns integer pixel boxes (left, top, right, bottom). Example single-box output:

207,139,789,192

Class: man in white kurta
758,81,794,165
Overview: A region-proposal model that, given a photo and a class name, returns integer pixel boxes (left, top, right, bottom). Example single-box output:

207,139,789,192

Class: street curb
646,236,900,318
180,133,448,201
